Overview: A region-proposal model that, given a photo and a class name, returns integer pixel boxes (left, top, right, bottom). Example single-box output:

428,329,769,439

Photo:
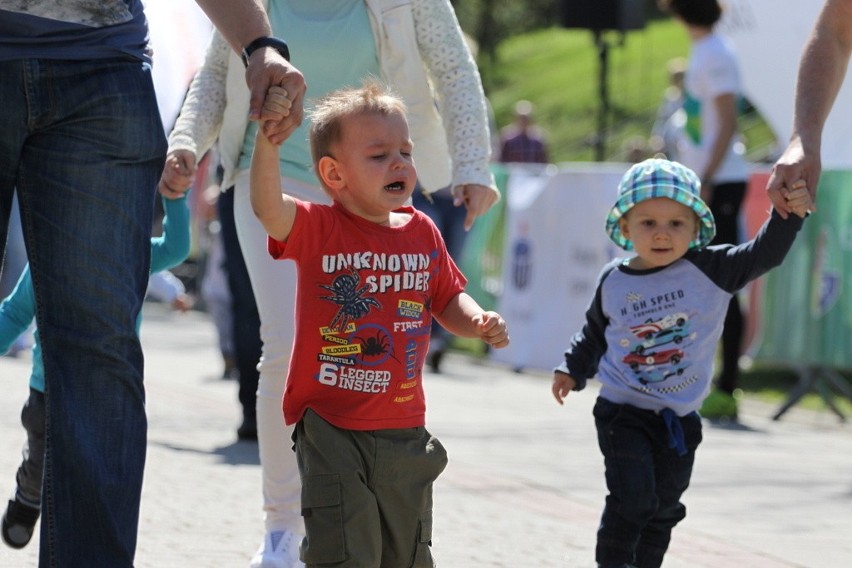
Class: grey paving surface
2,303,851,567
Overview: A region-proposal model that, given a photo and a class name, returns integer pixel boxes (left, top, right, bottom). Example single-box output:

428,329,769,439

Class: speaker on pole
559,0,646,161
561,0,647,32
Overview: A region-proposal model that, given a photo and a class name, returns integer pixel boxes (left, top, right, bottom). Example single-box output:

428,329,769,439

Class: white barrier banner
491,164,626,371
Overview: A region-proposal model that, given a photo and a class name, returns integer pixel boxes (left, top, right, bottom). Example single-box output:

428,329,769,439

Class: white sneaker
249,529,304,568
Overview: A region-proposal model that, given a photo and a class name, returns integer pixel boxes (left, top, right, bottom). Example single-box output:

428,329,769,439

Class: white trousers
232,169,329,534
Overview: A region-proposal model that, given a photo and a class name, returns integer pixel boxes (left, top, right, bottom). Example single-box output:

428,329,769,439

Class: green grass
485,21,777,163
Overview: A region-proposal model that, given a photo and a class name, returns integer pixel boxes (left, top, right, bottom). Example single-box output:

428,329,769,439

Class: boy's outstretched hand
552,372,577,405
474,312,509,349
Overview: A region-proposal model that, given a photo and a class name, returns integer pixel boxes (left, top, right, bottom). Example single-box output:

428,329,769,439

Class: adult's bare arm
767,0,852,216
699,92,738,203
193,0,306,144
193,0,270,58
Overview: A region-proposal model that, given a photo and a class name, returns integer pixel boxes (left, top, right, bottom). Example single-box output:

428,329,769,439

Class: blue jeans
0,58,165,567
411,187,467,347
217,188,262,422
593,398,702,568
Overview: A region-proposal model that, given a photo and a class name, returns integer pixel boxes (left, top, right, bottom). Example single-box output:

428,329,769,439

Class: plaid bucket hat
605,158,716,251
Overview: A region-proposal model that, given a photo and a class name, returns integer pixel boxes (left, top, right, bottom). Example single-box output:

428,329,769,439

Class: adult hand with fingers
453,184,500,231
245,50,305,145
765,135,820,219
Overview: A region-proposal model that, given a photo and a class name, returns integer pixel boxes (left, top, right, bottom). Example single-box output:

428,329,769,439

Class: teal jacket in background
0,195,191,392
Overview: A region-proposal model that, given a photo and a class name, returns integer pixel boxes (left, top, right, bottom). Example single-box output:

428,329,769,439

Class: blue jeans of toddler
593,397,702,568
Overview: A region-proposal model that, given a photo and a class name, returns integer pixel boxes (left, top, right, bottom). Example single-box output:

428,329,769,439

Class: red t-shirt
269,201,466,430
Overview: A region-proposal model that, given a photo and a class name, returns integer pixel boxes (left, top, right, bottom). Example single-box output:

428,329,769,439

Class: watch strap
241,36,290,67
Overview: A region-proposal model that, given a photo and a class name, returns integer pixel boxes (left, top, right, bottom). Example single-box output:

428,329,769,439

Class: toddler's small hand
171,294,194,313
260,86,293,141
552,373,577,405
785,180,813,218
474,312,509,349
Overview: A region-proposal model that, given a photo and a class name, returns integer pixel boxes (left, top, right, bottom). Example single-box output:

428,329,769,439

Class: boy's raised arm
250,90,297,242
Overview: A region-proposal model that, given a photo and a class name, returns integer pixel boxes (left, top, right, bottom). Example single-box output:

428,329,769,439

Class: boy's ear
317,156,345,191
619,217,630,240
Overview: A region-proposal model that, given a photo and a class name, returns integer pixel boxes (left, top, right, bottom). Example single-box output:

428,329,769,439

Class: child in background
250,81,509,566
147,270,193,312
551,158,809,568
1,189,191,550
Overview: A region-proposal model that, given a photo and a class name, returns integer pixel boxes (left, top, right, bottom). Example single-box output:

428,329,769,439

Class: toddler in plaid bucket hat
552,156,811,568
606,158,716,251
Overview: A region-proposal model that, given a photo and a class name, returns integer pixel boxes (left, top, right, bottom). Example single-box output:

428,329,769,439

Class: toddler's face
330,110,416,222
619,197,699,269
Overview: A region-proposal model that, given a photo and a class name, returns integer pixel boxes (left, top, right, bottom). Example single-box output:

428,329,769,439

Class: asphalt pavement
1,303,850,567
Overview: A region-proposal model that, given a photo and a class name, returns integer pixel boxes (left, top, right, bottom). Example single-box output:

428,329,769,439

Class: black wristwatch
241,36,290,67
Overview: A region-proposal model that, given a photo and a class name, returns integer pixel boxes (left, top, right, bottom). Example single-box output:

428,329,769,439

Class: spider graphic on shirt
351,324,400,366
319,270,380,332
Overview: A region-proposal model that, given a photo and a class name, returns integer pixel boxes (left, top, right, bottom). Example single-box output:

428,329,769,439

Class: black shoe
428,349,445,373
2,498,40,549
237,415,258,441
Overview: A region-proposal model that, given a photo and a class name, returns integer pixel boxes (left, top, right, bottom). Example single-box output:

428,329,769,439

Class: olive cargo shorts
295,410,449,567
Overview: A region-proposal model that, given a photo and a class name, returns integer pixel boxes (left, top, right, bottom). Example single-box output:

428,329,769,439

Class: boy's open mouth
384,182,405,192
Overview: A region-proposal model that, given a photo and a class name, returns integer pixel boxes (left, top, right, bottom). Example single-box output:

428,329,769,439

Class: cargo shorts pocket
411,514,435,567
301,473,346,564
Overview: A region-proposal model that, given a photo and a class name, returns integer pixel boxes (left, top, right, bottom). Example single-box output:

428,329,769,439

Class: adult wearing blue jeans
412,187,469,372
0,1,303,566
217,187,263,440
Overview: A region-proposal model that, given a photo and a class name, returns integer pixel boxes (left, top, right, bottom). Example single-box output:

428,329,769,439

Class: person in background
216,177,265,440
147,270,194,313
649,57,687,161
199,186,239,381
415,31,493,374
552,158,809,568
411,183,468,373
1,189,190,551
621,135,653,164
660,0,750,420
0,1,298,564
766,0,852,213
0,195,30,358
161,2,499,565
250,81,509,567
498,99,550,164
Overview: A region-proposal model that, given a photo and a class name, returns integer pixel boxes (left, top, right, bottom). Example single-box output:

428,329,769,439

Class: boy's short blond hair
309,79,407,170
